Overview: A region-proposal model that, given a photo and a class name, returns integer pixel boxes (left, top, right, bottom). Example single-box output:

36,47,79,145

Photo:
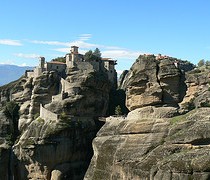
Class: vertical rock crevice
155,61,164,105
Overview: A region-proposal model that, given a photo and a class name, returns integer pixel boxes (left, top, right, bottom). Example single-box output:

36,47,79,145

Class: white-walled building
26,46,117,86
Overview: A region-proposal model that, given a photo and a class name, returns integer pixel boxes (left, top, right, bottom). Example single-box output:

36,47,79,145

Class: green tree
115,105,122,116
84,50,94,61
84,49,101,62
205,60,210,66
52,57,66,63
198,59,205,67
93,48,101,58
3,101,20,142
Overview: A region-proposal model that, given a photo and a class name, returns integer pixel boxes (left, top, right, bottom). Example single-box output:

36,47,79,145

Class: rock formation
85,55,210,180
85,107,210,180
0,60,111,179
121,55,186,111
0,111,11,180
45,67,110,117
13,116,101,179
2,52,210,180
179,67,210,111
117,70,128,89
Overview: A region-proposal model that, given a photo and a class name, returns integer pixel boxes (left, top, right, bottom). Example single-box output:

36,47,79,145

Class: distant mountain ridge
0,64,33,86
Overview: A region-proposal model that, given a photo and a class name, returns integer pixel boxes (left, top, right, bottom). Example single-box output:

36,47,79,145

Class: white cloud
20,63,27,66
14,53,40,59
53,47,96,54
30,39,99,50
0,61,15,65
0,39,22,46
54,45,142,60
30,40,69,46
68,40,100,49
53,48,69,53
29,34,144,60
102,50,141,59
0,61,31,67
79,34,92,41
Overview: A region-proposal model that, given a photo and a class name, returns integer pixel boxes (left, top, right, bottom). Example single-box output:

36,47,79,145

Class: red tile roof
102,58,116,61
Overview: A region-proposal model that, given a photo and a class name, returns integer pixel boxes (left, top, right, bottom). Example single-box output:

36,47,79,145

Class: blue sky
0,0,210,74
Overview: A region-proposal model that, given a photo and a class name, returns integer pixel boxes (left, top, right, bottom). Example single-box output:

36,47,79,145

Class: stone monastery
26,46,117,85
25,46,117,122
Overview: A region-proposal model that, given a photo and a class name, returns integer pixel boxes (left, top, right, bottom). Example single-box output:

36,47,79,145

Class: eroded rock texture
180,68,210,111
0,65,110,179
0,111,11,180
13,116,100,180
85,108,210,180
45,68,110,117
121,55,186,111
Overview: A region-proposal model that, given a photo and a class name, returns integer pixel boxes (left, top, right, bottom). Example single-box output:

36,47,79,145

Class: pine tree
198,59,205,67
84,49,101,62
84,50,94,61
93,48,101,58
205,60,210,66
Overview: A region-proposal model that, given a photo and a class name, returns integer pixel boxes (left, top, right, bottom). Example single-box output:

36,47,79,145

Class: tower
71,46,79,62
71,46,78,54
39,57,45,69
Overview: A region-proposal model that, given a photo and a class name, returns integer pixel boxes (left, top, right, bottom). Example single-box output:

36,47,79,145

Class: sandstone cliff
85,107,210,179
121,55,186,111
85,56,210,180
180,67,210,111
1,53,210,180
13,116,102,179
0,63,111,179
45,67,110,117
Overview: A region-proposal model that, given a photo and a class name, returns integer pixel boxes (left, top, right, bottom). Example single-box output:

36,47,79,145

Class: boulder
127,106,179,120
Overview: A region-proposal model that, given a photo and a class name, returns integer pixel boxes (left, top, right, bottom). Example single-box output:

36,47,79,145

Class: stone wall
40,104,58,122
61,78,72,93
34,67,43,77
52,94,63,102
25,70,34,78
76,62,96,72
46,63,66,74
52,92,68,102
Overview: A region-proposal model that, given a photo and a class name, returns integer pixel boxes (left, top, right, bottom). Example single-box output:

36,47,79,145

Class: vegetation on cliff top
3,101,20,143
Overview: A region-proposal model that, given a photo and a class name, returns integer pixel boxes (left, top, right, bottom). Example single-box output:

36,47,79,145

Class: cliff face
1,53,210,180
0,111,10,180
85,56,210,179
45,67,110,117
180,68,210,111
13,116,101,180
121,56,186,111
85,108,210,180
0,64,111,179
